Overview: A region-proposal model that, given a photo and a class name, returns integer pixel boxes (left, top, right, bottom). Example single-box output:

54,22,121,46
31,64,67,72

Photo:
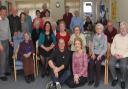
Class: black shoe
88,81,94,86
94,83,99,88
121,81,125,89
5,72,11,76
0,76,8,81
30,75,35,82
111,79,118,87
25,76,31,84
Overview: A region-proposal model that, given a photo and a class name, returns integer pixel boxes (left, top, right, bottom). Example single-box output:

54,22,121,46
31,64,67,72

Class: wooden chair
13,46,36,81
104,43,111,85
88,43,111,85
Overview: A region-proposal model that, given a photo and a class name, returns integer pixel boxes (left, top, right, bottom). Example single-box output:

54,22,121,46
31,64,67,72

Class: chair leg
36,58,39,76
104,60,108,85
13,59,17,81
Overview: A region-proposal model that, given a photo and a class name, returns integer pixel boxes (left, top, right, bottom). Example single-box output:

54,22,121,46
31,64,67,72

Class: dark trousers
22,55,34,76
66,76,87,88
51,70,70,85
88,55,104,84
109,56,128,82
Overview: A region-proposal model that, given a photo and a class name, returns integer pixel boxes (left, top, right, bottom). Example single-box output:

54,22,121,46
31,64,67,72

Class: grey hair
120,21,128,31
95,23,104,31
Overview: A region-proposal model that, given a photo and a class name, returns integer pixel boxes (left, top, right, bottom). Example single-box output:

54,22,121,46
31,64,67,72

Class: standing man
8,6,21,37
0,6,12,81
63,6,73,29
40,3,50,18
70,10,83,32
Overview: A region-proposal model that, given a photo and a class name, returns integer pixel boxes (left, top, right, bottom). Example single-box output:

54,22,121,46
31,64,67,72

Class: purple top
72,50,88,77
18,40,34,58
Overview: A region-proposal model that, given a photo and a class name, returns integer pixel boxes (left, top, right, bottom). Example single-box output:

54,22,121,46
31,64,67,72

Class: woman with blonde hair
67,37,88,88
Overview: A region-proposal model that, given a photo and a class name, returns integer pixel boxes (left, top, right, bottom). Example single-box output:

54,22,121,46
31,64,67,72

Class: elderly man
104,20,117,44
8,6,21,37
70,10,83,32
40,3,50,18
63,6,73,29
47,38,70,89
109,21,128,89
0,6,12,81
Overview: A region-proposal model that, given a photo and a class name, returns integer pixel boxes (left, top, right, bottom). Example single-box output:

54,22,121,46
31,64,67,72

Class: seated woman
18,32,35,83
38,21,56,77
67,37,88,88
56,20,70,49
88,23,107,87
109,21,128,89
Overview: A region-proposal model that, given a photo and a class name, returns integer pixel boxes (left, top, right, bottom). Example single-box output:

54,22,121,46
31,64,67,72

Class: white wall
117,0,128,22
50,0,65,21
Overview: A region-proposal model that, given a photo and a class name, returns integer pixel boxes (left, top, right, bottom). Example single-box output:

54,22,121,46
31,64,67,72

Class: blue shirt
70,16,83,32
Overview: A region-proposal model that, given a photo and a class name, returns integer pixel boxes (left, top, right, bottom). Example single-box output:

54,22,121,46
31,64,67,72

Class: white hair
120,21,128,31
95,23,104,31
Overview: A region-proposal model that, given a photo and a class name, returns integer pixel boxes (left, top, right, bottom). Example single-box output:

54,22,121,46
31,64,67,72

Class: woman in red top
32,10,44,46
56,20,70,48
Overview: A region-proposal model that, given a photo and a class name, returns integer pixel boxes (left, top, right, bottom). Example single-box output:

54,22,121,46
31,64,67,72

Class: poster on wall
111,0,117,21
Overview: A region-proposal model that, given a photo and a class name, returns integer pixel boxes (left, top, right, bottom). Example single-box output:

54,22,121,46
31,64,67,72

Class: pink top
32,18,44,30
72,51,88,77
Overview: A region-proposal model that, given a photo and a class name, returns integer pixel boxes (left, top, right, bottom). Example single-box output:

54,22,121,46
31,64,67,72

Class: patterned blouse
72,50,88,77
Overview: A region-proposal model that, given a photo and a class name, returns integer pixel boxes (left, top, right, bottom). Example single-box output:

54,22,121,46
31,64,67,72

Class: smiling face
120,22,128,36
59,21,66,32
74,39,82,51
24,32,30,42
74,26,80,36
0,8,7,19
95,23,104,35
58,38,65,50
45,23,50,32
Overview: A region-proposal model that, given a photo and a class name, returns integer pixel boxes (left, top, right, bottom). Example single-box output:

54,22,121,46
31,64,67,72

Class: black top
48,48,70,73
8,14,21,37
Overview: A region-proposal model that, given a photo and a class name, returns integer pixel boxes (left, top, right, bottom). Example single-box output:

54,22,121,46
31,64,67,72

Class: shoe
121,81,125,89
88,81,94,86
0,76,8,81
25,76,31,84
94,83,99,88
56,82,61,89
111,79,118,87
30,75,35,82
46,81,56,89
5,72,11,76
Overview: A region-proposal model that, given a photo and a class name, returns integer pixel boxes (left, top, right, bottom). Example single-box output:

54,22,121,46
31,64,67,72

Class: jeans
0,40,9,77
51,70,70,85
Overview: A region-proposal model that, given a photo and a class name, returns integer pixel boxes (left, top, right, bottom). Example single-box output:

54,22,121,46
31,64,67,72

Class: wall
50,0,65,20
117,0,128,22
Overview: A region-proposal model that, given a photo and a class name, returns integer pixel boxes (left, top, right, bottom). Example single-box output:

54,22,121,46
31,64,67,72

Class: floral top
72,50,88,77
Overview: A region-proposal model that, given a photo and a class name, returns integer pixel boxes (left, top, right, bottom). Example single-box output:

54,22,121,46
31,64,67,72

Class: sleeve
79,52,88,76
111,35,117,56
51,33,56,45
100,35,108,56
62,50,70,69
18,17,22,32
70,17,73,31
81,34,86,47
48,49,56,61
38,32,45,46
80,19,84,32
92,35,95,54
40,19,44,30
18,43,23,58
8,19,12,41
72,53,77,75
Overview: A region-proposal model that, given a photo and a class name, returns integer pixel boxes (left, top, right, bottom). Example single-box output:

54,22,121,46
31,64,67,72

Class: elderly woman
88,23,107,87
67,37,88,88
109,21,128,89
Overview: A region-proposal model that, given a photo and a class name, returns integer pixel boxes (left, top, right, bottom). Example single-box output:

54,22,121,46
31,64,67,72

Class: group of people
0,3,128,89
